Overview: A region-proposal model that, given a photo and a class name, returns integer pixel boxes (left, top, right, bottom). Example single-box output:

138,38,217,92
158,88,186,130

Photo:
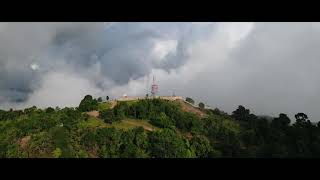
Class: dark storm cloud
0,22,212,106
2,22,319,122
163,22,320,121
224,22,320,120
47,22,197,84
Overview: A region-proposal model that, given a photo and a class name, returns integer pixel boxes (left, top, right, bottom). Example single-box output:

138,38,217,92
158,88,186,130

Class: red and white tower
151,76,158,98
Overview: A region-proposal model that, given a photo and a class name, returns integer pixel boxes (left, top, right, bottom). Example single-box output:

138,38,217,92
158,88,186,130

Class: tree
28,132,55,158
190,135,212,158
198,102,205,109
50,126,71,157
150,112,174,128
97,97,102,103
212,108,221,115
95,128,122,158
24,106,37,114
186,97,195,105
53,148,62,158
100,109,116,124
78,95,98,112
295,113,308,122
294,113,310,127
113,102,129,119
232,105,250,121
148,128,193,158
272,113,291,129
45,107,55,113
119,127,149,158
203,116,242,157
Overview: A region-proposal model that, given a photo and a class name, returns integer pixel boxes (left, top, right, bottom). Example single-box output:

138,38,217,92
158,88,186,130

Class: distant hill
0,95,319,158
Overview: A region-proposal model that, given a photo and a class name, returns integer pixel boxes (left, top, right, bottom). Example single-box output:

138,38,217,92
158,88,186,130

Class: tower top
151,75,158,97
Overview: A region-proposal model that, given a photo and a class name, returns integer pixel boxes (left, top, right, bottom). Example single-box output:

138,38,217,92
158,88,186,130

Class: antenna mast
151,75,158,98
146,75,150,97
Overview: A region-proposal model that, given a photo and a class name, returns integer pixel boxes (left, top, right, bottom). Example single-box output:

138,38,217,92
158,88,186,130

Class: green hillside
0,95,320,158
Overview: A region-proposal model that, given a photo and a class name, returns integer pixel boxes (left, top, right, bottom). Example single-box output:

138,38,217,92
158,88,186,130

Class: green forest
0,95,319,158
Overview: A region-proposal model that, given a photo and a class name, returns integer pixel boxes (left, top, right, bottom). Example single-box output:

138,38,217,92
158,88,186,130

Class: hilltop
86,98,207,119
84,98,208,134
0,95,320,158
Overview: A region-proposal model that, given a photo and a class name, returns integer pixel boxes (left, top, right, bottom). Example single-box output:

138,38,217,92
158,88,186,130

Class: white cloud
1,22,320,122
216,22,254,48
24,70,102,108
30,63,40,71
152,39,177,60
106,22,320,121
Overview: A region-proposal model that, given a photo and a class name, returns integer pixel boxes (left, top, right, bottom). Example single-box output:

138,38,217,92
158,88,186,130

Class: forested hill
0,95,320,158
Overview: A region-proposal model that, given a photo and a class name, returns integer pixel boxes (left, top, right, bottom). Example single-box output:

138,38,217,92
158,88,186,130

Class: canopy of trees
78,95,98,112
0,95,320,158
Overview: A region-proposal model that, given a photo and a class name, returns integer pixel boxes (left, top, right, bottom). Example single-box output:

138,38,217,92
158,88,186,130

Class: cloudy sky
0,22,319,121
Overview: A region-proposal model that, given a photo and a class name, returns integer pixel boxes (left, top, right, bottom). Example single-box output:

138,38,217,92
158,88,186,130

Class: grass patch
98,102,111,111
118,100,139,106
78,117,106,129
78,117,159,132
126,100,139,105
111,119,159,131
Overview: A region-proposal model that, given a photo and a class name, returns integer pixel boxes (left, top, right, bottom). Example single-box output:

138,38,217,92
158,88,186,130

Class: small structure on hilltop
116,75,185,102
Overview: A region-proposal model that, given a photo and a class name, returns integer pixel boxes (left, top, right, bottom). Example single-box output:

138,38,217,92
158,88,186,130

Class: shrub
78,95,98,112
186,97,195,105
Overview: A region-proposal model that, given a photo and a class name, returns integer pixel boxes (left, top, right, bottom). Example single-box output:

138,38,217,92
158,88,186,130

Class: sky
0,22,319,121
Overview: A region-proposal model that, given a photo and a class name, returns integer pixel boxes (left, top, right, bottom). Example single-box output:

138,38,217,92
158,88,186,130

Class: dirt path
176,100,208,118
86,111,99,118
109,100,117,108
18,136,31,149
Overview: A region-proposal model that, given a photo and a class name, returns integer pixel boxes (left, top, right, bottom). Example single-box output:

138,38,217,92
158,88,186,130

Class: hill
0,95,319,158
174,99,208,118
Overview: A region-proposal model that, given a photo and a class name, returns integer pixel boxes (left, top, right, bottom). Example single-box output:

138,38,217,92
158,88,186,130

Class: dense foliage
78,95,98,112
0,95,320,158
186,97,195,105
198,102,205,109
